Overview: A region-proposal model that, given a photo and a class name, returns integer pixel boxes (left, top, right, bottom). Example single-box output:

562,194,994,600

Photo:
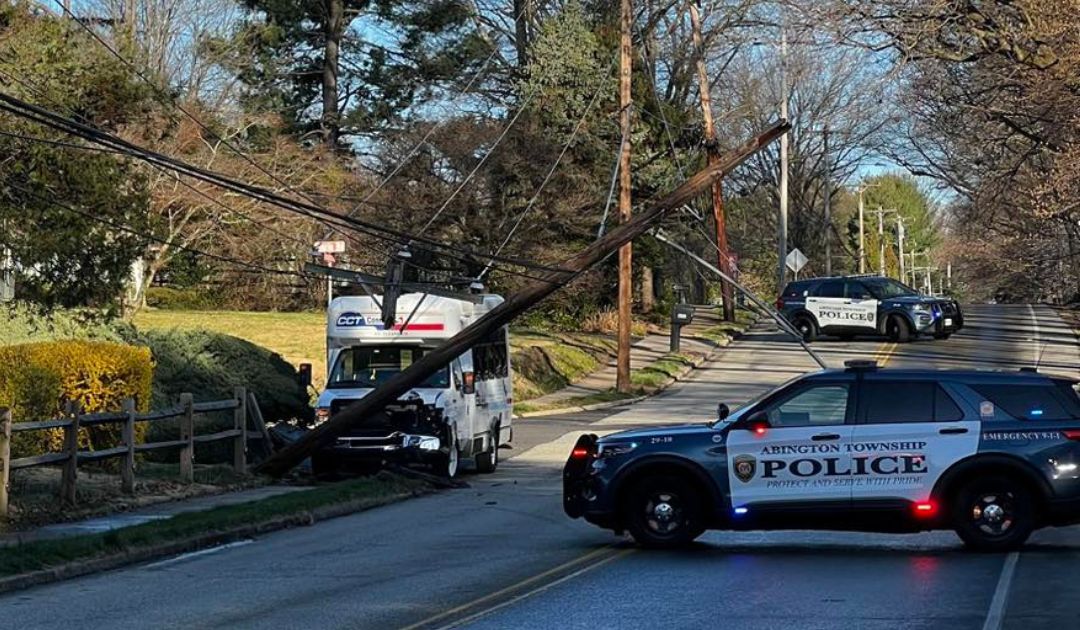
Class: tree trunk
322,0,345,147
641,266,654,313
513,0,530,67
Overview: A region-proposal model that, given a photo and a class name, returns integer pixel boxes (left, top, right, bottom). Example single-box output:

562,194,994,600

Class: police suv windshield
862,278,919,299
328,346,450,389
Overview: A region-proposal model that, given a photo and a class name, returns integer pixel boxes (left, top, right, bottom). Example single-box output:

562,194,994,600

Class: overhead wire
479,54,618,279
40,1,567,279
0,89,567,282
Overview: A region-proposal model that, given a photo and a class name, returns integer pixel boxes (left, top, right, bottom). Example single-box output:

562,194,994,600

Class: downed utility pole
256,121,790,477
653,231,828,370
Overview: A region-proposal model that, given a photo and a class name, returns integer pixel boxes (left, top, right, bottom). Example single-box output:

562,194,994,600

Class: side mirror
462,371,476,395
298,363,312,389
735,410,771,435
717,402,730,420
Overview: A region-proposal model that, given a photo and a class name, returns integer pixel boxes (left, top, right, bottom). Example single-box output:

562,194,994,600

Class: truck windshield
329,346,450,389
863,278,919,299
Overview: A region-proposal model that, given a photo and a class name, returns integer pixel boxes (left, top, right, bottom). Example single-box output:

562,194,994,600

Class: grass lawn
135,310,327,383
0,473,429,578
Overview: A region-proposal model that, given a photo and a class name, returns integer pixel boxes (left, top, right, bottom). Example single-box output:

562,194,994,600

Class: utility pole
858,187,866,273
877,207,885,276
947,262,952,292
822,124,831,276
896,216,905,282
689,2,735,322
777,26,789,290
615,0,633,394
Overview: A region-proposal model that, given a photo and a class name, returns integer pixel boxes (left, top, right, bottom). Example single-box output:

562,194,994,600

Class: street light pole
822,124,831,276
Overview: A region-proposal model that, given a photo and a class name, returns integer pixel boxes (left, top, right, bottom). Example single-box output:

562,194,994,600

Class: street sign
785,248,808,274
314,240,346,254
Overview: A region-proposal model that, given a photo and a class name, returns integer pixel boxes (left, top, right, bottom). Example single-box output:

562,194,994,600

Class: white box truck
313,292,513,478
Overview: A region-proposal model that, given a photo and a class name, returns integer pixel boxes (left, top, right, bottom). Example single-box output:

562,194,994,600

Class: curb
0,484,433,595
515,319,753,419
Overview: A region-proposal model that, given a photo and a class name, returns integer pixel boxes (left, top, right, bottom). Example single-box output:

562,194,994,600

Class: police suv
776,275,963,342
564,362,1080,551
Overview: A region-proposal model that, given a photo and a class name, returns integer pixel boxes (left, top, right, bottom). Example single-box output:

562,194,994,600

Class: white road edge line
435,549,631,630
144,539,254,569
982,551,1020,630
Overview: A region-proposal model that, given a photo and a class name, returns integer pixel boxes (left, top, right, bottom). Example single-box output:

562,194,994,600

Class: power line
332,1,534,228
0,89,568,281
480,57,616,279
42,2,563,280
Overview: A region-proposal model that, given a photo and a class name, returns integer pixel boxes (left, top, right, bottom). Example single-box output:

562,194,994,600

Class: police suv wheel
794,317,817,343
475,426,499,474
624,475,704,548
887,315,912,343
952,476,1035,552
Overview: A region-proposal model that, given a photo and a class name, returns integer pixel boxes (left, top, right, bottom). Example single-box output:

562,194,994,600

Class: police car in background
564,361,1080,551
776,275,963,342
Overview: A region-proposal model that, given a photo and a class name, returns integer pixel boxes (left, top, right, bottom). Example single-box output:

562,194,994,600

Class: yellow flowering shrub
0,341,153,458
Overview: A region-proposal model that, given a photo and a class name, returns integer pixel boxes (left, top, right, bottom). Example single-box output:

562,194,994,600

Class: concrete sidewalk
0,485,311,547
526,305,727,407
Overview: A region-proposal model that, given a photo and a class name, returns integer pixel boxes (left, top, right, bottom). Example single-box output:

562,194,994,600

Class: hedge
0,341,153,458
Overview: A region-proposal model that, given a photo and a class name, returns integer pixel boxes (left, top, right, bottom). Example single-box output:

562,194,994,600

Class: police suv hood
599,423,713,442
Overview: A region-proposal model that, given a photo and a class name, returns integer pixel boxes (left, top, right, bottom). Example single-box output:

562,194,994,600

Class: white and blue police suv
776,275,963,342
564,361,1080,551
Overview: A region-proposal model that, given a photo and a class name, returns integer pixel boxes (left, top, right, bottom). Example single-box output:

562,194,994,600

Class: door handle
939,427,969,435
811,433,841,441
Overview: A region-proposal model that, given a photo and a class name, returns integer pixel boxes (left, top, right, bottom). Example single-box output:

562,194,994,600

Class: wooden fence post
179,393,194,483
61,401,80,506
121,398,136,494
233,386,247,474
1,408,11,519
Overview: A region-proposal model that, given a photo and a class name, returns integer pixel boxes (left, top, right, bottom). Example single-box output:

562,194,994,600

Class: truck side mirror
298,363,312,389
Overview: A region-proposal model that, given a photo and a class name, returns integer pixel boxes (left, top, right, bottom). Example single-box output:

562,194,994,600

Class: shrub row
0,341,153,458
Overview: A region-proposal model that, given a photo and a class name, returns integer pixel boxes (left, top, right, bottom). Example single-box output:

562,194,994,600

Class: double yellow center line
873,341,899,367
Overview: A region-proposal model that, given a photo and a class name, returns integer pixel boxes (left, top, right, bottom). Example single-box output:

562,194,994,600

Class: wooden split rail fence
0,387,273,518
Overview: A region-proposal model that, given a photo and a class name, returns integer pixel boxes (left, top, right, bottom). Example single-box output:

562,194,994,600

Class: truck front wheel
434,431,460,478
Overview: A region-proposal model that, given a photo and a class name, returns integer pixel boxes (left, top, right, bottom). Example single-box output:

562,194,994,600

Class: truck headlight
597,442,638,458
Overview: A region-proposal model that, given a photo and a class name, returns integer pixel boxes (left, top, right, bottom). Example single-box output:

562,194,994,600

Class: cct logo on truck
336,312,372,327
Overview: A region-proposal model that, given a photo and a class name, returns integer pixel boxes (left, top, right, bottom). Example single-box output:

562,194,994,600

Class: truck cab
314,293,512,478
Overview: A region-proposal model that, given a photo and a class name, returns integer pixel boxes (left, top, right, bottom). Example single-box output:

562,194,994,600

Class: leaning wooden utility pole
255,121,790,477
689,2,735,322
615,0,634,393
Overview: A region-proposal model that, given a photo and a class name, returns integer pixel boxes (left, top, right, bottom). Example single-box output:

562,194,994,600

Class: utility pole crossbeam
689,2,735,322
255,122,790,476
615,0,633,394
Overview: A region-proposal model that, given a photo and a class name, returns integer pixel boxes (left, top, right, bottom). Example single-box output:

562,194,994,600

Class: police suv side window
970,384,1074,421
767,384,849,427
862,381,963,423
816,280,844,299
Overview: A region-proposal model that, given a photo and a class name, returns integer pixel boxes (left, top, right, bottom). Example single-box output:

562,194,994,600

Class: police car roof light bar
844,360,879,371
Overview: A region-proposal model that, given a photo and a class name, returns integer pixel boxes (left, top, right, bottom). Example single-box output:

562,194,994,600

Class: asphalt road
1,304,1077,630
